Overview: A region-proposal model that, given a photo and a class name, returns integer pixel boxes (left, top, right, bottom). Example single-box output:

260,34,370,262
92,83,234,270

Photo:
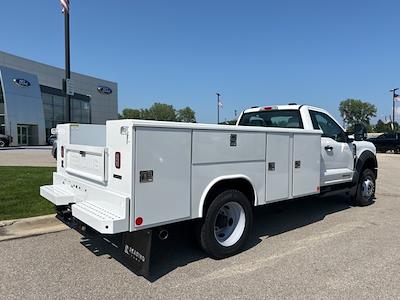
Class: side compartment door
309,110,354,186
266,133,290,202
292,133,321,197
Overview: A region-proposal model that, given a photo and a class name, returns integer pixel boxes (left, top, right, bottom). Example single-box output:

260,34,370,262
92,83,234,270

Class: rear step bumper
40,185,74,206
72,201,129,234
40,182,130,234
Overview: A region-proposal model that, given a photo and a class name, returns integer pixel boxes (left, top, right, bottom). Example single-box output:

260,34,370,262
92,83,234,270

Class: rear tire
0,139,7,147
198,189,253,259
353,169,376,206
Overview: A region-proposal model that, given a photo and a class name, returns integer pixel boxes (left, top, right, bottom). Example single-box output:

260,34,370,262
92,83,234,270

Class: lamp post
61,0,72,122
216,93,221,124
390,88,399,127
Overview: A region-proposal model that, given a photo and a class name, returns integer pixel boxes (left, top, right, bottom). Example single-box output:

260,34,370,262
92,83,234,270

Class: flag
394,93,400,101
60,0,69,14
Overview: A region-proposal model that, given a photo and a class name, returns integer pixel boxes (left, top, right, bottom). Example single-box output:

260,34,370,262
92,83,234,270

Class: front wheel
353,169,376,206
198,189,253,259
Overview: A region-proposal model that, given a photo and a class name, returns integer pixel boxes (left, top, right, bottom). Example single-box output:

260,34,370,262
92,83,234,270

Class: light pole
390,88,399,127
61,0,72,122
216,93,221,124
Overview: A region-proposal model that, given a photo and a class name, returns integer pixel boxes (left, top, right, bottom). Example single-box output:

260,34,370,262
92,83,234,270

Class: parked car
52,139,57,159
367,132,400,153
0,134,13,147
47,134,57,145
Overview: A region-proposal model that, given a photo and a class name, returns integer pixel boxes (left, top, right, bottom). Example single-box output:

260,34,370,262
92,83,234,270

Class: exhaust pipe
158,229,169,240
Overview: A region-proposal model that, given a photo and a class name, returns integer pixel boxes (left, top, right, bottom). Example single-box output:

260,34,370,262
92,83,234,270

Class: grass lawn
0,166,56,220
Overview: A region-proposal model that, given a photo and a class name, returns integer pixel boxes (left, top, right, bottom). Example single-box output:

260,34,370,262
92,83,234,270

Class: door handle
325,145,333,151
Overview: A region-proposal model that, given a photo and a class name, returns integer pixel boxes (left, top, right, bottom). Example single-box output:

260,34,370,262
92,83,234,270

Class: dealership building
0,51,118,146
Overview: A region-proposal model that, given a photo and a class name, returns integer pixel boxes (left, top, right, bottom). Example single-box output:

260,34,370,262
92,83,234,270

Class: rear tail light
61,146,64,158
115,152,121,169
262,106,273,110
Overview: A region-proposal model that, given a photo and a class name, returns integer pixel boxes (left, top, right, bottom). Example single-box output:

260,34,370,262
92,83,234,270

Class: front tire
198,189,253,259
353,169,376,206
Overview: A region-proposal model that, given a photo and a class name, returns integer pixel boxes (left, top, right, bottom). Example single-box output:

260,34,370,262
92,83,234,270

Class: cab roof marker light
262,106,273,110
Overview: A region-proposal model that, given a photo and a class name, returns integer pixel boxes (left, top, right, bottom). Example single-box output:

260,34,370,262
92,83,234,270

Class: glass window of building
41,89,91,137
0,80,5,134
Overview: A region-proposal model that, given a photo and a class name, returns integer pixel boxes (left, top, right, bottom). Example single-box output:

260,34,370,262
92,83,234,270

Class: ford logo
13,78,31,88
97,86,112,95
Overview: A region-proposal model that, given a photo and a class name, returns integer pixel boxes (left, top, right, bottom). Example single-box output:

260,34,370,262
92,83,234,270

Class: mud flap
121,229,153,277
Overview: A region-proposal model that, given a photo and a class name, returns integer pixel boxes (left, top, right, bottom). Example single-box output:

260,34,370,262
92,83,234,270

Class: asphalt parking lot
1,154,399,299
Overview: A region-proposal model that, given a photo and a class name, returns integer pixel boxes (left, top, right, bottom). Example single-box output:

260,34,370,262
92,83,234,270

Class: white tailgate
65,144,108,183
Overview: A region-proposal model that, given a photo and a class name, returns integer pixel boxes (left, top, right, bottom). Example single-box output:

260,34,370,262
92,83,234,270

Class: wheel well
362,157,377,177
202,178,255,217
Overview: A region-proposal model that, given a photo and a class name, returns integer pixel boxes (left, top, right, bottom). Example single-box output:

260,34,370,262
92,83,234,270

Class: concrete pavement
0,147,56,167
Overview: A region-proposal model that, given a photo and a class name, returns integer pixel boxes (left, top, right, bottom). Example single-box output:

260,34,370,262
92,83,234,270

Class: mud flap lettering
122,229,153,277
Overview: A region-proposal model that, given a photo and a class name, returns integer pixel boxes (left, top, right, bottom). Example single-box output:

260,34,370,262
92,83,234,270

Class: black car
0,134,13,147
52,139,57,159
367,132,400,153
47,134,57,145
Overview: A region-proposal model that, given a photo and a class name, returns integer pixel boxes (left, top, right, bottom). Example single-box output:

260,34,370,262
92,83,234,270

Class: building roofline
0,50,117,86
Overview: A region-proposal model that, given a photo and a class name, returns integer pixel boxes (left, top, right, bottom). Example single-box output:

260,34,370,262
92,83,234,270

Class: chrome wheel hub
361,178,374,200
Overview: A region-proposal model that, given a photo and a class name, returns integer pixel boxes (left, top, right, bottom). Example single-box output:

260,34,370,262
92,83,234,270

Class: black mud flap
121,229,153,277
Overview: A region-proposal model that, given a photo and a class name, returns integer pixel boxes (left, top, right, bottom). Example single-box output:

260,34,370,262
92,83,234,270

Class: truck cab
237,104,377,196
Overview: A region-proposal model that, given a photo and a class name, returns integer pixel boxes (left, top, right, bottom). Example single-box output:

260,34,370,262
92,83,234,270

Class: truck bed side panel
191,130,266,217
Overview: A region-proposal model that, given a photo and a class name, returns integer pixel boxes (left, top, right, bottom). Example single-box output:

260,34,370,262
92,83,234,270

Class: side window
310,110,347,142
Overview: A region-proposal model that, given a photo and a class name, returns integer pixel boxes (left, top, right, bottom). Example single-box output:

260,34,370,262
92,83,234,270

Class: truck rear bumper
71,200,129,234
40,175,130,234
40,185,74,206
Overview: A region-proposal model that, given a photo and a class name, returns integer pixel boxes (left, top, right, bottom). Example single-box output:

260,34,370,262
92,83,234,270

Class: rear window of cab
238,110,303,129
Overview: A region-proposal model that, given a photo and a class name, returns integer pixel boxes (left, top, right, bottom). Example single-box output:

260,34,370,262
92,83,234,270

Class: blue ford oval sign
97,86,112,95
13,78,31,88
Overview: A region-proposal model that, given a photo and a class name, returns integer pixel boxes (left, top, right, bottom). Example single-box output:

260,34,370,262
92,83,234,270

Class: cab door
309,110,354,186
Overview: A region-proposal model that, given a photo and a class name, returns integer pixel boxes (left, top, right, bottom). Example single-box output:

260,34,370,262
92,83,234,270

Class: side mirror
354,123,367,141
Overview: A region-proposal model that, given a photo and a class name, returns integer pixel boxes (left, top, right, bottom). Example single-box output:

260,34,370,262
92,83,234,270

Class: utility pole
390,88,399,128
61,0,72,122
216,93,221,124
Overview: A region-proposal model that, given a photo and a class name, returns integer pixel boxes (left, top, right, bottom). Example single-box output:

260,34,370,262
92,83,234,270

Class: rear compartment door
133,128,191,228
65,144,108,183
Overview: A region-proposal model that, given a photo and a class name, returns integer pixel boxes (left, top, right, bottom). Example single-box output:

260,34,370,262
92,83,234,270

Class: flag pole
216,93,221,124
390,88,398,129
63,0,71,122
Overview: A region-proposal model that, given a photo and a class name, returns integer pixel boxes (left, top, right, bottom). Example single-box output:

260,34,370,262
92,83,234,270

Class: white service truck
40,104,377,273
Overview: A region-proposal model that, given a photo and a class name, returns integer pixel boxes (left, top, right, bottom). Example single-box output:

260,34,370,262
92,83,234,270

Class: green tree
120,103,197,122
177,107,196,123
339,99,377,131
146,103,176,121
121,108,142,119
374,119,398,133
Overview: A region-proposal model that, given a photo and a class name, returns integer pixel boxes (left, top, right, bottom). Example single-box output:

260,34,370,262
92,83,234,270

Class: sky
0,0,399,123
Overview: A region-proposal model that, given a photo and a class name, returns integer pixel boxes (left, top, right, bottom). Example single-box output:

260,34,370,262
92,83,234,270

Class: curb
0,214,69,242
